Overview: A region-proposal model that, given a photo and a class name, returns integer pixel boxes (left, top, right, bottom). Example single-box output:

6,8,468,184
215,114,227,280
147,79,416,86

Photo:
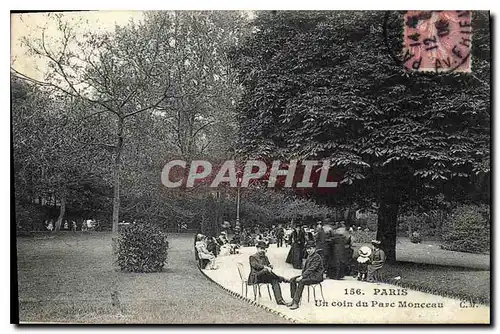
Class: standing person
276,224,285,248
302,224,313,261
284,225,293,246
367,240,386,282
330,225,347,279
81,219,88,232
286,225,306,269
315,221,326,269
240,228,248,246
323,222,335,278
248,241,289,305
71,221,77,233
342,225,354,276
287,241,324,310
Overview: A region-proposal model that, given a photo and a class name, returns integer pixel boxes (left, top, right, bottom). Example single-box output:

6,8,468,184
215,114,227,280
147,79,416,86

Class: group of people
237,224,311,248
194,231,241,270
44,219,95,232
247,221,386,310
285,221,379,280
239,226,280,247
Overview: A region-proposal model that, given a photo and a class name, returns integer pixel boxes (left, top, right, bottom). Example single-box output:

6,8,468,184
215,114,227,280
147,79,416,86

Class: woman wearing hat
285,225,306,269
367,240,386,282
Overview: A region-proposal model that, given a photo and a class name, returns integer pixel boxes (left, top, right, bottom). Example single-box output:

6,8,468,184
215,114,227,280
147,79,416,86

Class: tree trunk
54,192,66,232
112,117,124,255
376,193,400,262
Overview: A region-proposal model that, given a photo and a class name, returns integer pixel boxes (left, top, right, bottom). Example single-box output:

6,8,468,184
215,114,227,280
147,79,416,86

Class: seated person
195,235,218,270
248,241,289,305
217,231,229,246
287,241,324,310
230,232,241,245
206,236,220,257
229,234,241,254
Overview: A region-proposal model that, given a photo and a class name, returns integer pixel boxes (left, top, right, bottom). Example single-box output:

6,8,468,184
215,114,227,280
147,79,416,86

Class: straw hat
358,246,372,258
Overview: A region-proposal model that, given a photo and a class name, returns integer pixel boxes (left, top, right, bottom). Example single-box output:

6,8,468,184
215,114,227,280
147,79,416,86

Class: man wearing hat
287,241,324,310
367,240,386,282
275,224,285,248
248,241,289,305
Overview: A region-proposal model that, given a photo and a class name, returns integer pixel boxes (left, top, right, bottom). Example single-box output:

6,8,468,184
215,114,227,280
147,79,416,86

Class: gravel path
203,244,490,324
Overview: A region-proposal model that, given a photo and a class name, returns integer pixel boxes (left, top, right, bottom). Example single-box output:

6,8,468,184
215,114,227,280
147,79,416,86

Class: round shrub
409,231,422,244
440,204,490,254
117,222,169,272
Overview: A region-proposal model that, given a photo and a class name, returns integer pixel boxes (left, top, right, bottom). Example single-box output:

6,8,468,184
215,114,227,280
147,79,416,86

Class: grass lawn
16,232,290,324
379,262,490,305
355,238,490,305
395,237,490,270
16,232,490,323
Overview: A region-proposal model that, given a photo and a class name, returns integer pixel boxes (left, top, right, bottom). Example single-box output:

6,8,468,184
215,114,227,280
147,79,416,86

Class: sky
11,11,145,80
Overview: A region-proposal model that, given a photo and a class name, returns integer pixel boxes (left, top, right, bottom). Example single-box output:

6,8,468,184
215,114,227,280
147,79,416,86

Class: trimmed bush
409,231,422,244
117,222,169,272
441,204,490,254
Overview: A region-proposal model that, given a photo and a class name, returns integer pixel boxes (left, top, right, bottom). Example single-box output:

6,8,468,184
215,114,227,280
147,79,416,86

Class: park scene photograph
11,10,490,324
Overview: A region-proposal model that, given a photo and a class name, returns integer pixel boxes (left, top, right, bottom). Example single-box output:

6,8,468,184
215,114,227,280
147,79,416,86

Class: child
356,246,372,281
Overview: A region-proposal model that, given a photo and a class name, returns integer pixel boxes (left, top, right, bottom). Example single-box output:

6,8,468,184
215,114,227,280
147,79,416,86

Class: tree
12,76,112,231
12,13,186,250
231,11,490,261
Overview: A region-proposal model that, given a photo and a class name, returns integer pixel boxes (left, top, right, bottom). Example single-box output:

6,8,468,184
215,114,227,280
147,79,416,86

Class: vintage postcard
11,10,490,324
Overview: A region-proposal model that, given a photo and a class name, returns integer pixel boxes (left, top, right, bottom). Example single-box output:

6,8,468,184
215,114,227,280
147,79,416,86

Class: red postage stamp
402,11,472,72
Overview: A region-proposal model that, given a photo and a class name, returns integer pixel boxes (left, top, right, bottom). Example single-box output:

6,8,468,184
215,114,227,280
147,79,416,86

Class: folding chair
236,262,273,301
236,262,249,298
306,282,325,303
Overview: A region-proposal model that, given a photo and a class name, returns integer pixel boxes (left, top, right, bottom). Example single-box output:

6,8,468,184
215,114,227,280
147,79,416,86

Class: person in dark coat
286,225,306,269
287,241,324,310
302,225,313,260
276,224,285,248
342,227,355,276
315,221,326,267
206,237,220,257
322,223,335,278
248,241,289,305
367,240,386,282
328,226,347,279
